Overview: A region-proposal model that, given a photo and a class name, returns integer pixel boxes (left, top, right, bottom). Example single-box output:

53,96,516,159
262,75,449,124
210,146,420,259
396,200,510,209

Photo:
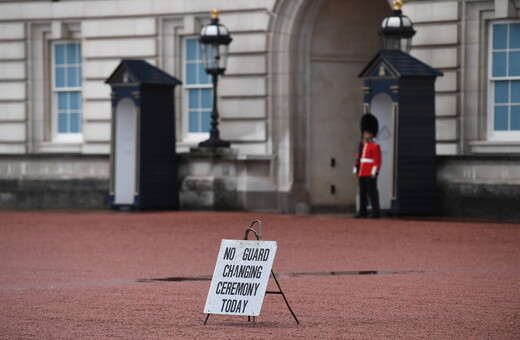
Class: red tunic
353,141,382,177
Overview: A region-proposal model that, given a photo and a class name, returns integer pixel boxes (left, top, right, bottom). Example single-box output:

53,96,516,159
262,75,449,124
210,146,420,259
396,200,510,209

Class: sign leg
203,314,211,325
271,270,300,324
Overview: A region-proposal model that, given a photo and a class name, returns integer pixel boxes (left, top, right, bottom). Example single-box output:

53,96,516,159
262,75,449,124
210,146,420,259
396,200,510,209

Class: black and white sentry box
204,239,277,316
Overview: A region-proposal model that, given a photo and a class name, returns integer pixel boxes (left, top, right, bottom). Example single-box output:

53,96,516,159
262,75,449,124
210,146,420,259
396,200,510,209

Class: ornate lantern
380,0,416,53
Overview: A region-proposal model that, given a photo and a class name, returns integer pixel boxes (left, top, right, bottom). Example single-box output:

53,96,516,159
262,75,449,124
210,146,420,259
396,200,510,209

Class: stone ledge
0,154,109,180
437,154,520,162
0,153,109,159
438,181,520,219
0,179,109,209
437,154,520,185
469,141,520,154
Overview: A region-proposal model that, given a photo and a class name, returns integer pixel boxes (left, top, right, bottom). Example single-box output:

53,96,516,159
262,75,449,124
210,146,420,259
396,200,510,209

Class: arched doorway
308,0,390,211
114,97,137,204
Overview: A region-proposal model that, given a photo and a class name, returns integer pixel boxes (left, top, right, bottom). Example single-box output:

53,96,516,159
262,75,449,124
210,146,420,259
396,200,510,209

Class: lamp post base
198,138,230,148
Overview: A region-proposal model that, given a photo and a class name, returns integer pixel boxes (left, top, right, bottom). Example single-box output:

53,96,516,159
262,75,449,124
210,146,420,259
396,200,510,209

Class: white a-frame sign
203,221,299,326
204,239,277,316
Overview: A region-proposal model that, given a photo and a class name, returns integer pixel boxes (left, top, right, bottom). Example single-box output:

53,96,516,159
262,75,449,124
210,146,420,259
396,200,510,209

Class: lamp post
379,0,416,53
198,9,232,148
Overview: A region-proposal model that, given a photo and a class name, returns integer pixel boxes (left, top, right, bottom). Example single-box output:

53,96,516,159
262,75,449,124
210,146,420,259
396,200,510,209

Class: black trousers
358,176,380,217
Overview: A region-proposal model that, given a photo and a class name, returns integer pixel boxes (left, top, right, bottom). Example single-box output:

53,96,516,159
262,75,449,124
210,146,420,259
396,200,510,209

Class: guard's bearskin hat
361,112,379,137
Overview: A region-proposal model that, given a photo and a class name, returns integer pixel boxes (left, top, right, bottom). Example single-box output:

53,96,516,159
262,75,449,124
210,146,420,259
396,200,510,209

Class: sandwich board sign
204,239,277,317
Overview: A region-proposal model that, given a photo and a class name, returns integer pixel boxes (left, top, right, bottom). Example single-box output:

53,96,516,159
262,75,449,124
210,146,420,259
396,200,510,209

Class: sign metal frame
203,220,300,326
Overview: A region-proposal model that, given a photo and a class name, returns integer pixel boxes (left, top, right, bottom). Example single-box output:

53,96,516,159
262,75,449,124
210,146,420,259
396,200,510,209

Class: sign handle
244,219,262,240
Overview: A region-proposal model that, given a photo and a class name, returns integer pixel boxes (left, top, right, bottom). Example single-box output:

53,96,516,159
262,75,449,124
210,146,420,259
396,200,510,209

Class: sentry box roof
359,50,443,79
105,59,182,86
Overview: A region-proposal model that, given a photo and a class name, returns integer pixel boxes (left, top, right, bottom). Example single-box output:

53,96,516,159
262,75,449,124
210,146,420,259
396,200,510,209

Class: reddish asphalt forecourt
0,211,519,339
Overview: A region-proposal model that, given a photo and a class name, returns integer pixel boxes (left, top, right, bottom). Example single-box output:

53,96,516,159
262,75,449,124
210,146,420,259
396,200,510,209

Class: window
184,38,212,138
489,23,520,139
53,42,82,140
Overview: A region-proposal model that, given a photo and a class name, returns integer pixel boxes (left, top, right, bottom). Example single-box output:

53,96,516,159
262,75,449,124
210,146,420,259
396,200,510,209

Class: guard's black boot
353,213,367,219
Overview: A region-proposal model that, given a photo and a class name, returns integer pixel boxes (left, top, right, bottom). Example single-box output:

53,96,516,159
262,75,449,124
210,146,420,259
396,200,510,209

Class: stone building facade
0,0,519,218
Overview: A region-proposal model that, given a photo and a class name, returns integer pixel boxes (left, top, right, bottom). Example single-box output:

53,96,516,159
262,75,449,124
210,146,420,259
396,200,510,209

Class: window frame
51,40,83,143
487,20,520,141
182,37,213,142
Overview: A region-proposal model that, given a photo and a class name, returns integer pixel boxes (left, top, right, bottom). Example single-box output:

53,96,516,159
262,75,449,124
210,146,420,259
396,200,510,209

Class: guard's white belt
360,158,374,163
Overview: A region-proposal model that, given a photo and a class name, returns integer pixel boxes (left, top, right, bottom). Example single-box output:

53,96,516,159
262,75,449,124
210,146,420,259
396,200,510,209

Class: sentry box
359,50,443,215
106,60,182,210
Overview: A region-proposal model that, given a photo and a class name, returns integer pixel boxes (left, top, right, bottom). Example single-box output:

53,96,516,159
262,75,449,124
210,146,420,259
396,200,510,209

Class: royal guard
353,113,382,218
